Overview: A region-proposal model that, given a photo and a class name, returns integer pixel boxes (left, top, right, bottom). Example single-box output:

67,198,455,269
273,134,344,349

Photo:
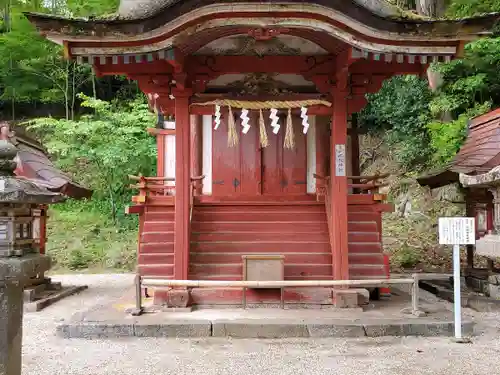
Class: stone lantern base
0,254,51,375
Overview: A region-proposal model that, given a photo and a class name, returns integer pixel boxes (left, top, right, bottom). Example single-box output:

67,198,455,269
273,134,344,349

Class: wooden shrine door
212,111,307,197
262,114,307,195
212,111,260,196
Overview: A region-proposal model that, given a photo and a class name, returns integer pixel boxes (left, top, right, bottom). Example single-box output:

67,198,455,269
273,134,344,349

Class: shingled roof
8,124,92,200
24,0,500,42
418,108,500,189
117,0,402,20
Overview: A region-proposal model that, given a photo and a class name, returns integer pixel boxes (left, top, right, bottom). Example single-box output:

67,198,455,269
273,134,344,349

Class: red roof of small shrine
9,125,92,200
418,108,500,189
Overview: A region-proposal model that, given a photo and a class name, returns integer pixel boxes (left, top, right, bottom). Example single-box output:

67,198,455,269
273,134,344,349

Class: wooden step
138,253,174,265
145,206,175,213
194,204,325,213
140,242,174,254
347,212,379,222
190,252,332,265
193,211,327,222
138,264,174,277
189,264,332,278
348,243,382,253
349,264,386,278
348,253,384,265
190,232,329,242
347,221,378,232
143,222,175,232
191,221,328,232
191,242,331,253
348,232,380,243
145,212,175,221
141,232,175,243
187,275,335,281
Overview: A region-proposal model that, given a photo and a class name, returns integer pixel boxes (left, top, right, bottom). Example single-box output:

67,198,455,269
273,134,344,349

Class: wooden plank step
348,253,384,265
348,232,379,242
143,222,174,232
194,205,325,213
140,242,174,254
189,264,332,278
141,232,175,243
193,212,327,222
138,253,174,265
191,221,329,232
348,212,379,222
349,264,386,277
348,243,382,253
145,206,175,213
190,232,329,242
138,264,174,277
191,242,331,253
187,275,335,281
190,252,332,264
145,212,175,221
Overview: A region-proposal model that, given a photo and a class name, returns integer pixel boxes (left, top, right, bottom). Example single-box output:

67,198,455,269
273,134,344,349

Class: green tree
65,0,119,17
28,94,157,224
359,75,433,170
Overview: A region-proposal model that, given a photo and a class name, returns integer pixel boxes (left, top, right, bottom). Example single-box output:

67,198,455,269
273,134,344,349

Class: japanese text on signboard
438,217,476,245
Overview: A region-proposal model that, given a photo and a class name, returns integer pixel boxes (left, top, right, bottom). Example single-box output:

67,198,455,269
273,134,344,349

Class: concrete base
57,318,474,339
24,285,88,312
420,279,500,312
56,287,474,339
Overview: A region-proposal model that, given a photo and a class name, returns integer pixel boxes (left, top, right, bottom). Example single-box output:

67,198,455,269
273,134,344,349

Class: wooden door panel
262,114,283,195
212,110,260,196
282,116,307,195
262,115,307,195
239,112,261,195
212,111,240,196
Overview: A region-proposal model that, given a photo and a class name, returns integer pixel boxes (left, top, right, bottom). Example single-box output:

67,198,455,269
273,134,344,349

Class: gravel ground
22,274,500,375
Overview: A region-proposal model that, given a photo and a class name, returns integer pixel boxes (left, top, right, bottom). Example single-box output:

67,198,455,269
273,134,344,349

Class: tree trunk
65,60,70,120
416,0,446,17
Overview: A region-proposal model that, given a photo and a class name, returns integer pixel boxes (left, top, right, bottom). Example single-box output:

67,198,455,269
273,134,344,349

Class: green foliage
427,102,491,165
0,8,66,104
65,0,119,17
47,208,137,271
391,243,422,269
359,75,433,170
446,0,500,17
28,94,157,224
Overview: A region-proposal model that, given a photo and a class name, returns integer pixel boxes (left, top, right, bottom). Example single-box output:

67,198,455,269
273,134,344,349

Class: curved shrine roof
116,0,402,20
24,0,500,41
9,125,92,200
418,108,500,189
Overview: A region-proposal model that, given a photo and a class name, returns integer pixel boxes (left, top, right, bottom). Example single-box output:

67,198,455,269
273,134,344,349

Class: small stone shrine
0,126,63,375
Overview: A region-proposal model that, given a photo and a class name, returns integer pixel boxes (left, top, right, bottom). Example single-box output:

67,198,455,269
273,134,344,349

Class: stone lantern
0,126,64,375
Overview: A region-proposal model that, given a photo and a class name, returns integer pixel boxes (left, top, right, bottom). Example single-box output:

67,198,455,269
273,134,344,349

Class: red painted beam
173,89,192,280
330,70,350,281
187,55,337,77
350,60,425,75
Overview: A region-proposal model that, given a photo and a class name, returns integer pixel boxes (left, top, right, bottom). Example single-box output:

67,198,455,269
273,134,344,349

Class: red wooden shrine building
27,0,500,307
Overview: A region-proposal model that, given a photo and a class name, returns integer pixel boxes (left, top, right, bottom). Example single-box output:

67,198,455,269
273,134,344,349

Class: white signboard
438,217,476,245
335,144,346,177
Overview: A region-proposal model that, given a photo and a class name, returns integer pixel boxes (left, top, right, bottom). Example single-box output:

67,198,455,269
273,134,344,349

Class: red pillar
350,114,360,177
157,134,165,177
190,115,203,194
173,90,192,280
330,88,350,281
